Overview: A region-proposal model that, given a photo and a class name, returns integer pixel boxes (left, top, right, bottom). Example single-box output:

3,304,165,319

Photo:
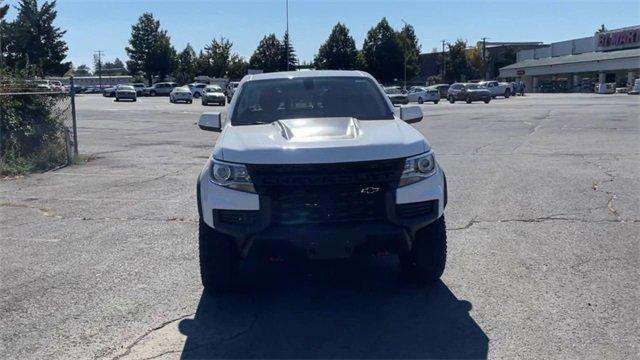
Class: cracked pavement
1,93,639,359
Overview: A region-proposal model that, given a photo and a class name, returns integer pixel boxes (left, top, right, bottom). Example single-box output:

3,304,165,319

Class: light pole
481,37,489,80
94,50,104,88
285,0,289,71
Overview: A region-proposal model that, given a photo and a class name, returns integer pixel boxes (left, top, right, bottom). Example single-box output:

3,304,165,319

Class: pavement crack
0,200,55,217
448,215,637,231
107,313,195,360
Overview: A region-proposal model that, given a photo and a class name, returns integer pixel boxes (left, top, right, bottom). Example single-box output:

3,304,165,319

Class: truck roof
243,70,371,82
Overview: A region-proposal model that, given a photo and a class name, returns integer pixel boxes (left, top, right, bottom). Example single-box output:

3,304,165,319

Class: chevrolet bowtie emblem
360,187,380,194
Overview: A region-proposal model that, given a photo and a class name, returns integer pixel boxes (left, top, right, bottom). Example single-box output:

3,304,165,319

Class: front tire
199,218,240,292
465,96,472,104
400,216,447,283
418,97,424,104
504,90,510,98
484,98,491,104
448,95,455,104
433,100,439,104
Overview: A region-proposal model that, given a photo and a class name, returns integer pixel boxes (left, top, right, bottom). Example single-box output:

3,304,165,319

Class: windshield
384,87,402,94
118,85,134,90
231,76,393,125
466,84,483,90
205,86,222,92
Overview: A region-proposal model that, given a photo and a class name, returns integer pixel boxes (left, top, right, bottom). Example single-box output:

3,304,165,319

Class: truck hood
214,117,429,164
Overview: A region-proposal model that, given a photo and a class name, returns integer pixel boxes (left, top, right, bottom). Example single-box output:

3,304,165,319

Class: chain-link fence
0,78,78,175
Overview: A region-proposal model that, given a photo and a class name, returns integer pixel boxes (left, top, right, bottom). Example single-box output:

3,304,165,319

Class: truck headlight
210,159,255,193
399,152,437,187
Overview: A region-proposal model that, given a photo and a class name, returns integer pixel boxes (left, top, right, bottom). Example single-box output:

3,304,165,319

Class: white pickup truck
478,80,512,98
196,70,448,292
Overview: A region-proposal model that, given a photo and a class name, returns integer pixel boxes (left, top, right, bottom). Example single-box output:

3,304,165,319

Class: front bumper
173,93,193,101
198,165,446,259
116,92,136,99
203,95,225,103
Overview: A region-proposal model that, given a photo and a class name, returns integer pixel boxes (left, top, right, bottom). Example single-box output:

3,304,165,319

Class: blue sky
4,0,639,69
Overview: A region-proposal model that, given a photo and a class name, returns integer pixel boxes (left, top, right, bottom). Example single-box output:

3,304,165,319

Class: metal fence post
70,76,78,155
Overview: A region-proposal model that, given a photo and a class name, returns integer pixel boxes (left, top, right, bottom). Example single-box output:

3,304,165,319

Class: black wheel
448,95,455,104
484,98,490,104
199,218,240,292
193,92,201,98
188,100,193,104
220,100,226,106
115,98,119,102
150,90,157,96
465,96,472,104
202,100,207,106
504,90,510,98
133,98,137,102
400,216,447,283
492,95,497,99
170,97,174,103
418,97,424,104
433,100,439,104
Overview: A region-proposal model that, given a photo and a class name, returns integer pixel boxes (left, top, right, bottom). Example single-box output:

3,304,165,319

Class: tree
152,31,177,81
397,23,421,81
4,0,70,75
204,37,233,77
96,57,127,76
361,18,404,83
126,12,161,85
314,22,359,70
466,46,483,80
249,34,284,73
174,44,196,84
227,54,248,80
74,64,91,76
445,39,470,83
281,31,297,70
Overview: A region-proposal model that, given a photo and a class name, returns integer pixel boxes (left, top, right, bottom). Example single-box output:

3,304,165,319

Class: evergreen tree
74,64,92,76
281,31,297,71
361,18,404,83
445,39,470,83
227,54,248,80
174,44,196,84
397,23,421,81
205,37,233,77
152,31,177,81
314,23,359,70
126,12,161,85
249,34,284,73
4,0,70,75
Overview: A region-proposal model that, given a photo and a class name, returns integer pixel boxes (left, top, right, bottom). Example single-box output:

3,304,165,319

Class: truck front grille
247,159,404,224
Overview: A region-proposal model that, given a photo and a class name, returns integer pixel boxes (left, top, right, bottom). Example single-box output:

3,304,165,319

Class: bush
0,74,71,176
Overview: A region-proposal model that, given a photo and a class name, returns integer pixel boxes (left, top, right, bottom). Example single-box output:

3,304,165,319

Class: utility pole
441,40,447,82
285,0,289,71
481,37,488,80
94,50,104,89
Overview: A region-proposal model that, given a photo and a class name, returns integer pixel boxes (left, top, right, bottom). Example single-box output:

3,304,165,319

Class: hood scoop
274,117,360,142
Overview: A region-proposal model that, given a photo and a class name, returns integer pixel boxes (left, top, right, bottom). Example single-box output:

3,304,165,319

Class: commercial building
499,25,640,92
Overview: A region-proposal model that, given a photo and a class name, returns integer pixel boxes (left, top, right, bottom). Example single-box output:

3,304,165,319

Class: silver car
115,85,137,102
407,86,440,104
169,86,193,104
201,85,226,106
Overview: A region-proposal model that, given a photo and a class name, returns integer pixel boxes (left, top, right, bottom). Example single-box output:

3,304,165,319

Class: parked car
226,81,239,101
628,79,640,95
34,80,52,91
201,85,226,106
195,70,447,292
478,81,512,98
115,85,137,102
144,82,176,96
407,86,440,104
169,86,193,103
188,83,208,98
103,85,120,97
384,86,409,105
428,84,450,99
447,83,491,104
49,80,65,92
130,83,145,96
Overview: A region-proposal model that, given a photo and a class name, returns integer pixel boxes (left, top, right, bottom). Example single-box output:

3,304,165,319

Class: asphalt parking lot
1,93,639,359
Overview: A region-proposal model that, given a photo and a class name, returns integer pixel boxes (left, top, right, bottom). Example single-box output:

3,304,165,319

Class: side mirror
198,112,222,132
399,105,423,124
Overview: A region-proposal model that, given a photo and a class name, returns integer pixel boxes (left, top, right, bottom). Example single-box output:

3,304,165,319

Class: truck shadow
178,255,488,359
